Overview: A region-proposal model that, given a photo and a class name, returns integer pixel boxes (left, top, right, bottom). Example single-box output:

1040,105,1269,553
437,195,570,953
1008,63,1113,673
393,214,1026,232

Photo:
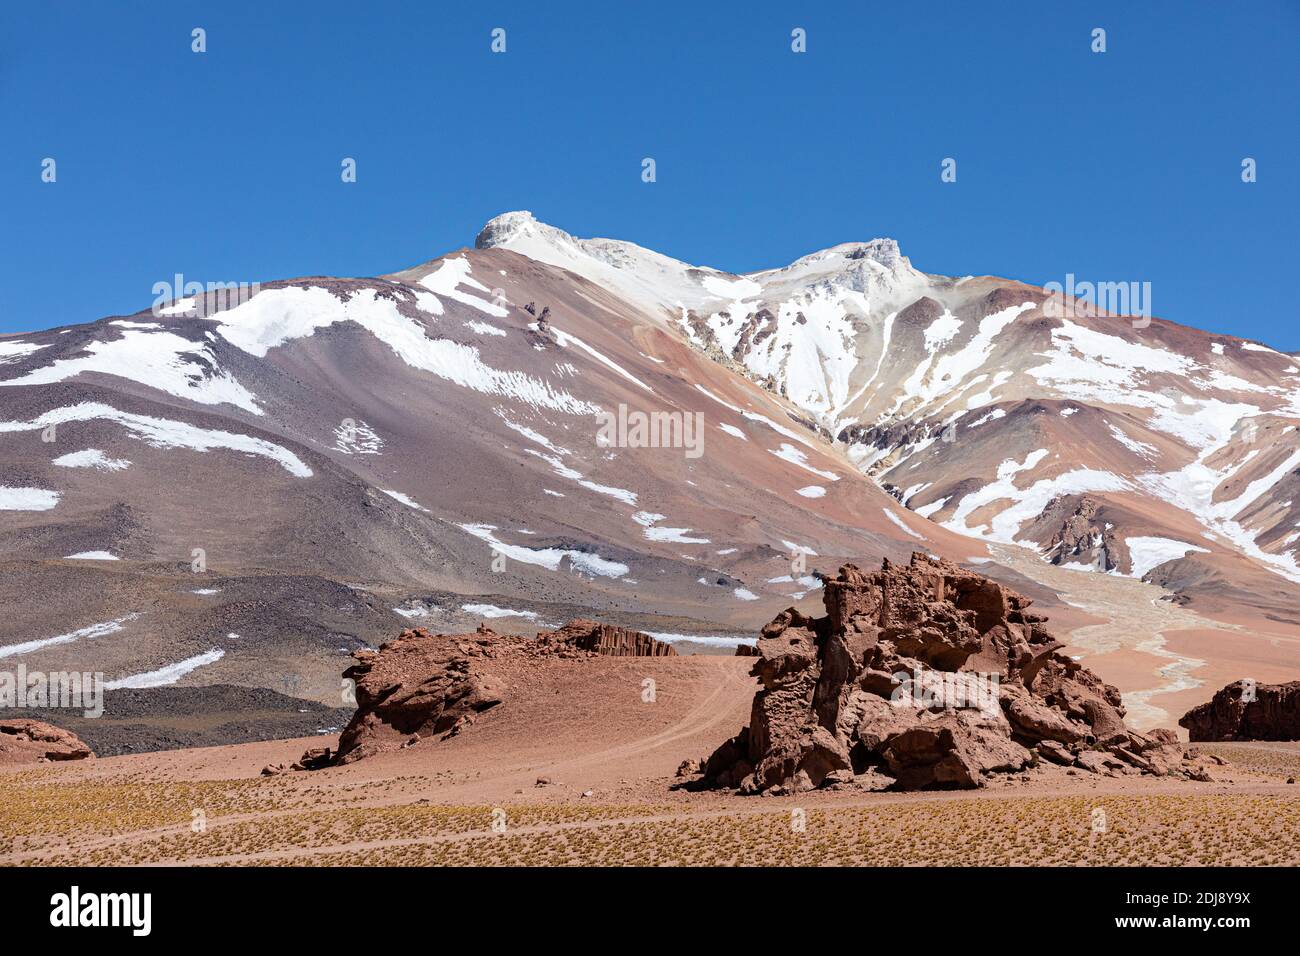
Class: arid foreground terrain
2,685,1298,867
4,559,1298,867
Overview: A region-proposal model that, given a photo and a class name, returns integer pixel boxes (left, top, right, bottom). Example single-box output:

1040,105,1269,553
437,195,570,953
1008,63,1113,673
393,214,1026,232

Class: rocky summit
1180,680,1300,741
697,553,1214,793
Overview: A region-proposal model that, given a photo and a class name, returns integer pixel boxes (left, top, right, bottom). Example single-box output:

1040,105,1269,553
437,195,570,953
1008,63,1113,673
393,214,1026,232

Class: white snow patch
766,574,821,588
732,286,867,419
1148,398,1260,451
459,523,628,578
419,256,509,316
105,648,225,689
525,449,638,504
0,403,312,477
52,448,131,471
333,420,384,456
1138,438,1300,583
837,312,898,432
883,508,925,540
0,614,140,659
702,274,763,300
1029,320,1199,400
550,327,653,392
943,449,1130,543
64,551,119,561
964,371,1012,410
0,487,60,511
632,511,709,543
461,603,539,620
968,408,1006,428
914,497,949,519
646,631,757,650
1125,537,1210,579
0,329,261,414
382,489,430,512
923,313,964,352
1107,422,1157,458
0,341,48,364
782,540,818,556
644,526,708,544
498,412,569,456
889,303,1033,417
795,485,826,498
693,385,820,449
215,286,594,415
768,443,838,480
157,298,196,316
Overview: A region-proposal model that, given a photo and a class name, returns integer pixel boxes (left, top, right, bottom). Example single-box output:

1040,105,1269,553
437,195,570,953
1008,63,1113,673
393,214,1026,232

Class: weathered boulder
702,726,752,790
330,630,506,765
698,553,1210,793
0,718,95,764
316,620,676,767
1036,739,1075,766
1002,683,1087,744
1111,732,1185,776
882,711,1031,790
1180,680,1300,741
293,746,333,771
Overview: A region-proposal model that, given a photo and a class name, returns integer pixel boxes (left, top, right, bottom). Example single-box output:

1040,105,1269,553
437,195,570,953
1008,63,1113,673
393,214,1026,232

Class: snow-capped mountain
1,210,1296,701
0,221,971,697
482,212,1300,613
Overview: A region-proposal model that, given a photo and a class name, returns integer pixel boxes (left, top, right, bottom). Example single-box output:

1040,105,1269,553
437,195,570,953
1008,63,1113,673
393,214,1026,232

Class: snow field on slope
0,402,312,477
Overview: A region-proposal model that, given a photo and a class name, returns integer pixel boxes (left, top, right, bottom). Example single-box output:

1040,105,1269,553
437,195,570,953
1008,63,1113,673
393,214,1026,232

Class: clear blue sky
3,1,1297,348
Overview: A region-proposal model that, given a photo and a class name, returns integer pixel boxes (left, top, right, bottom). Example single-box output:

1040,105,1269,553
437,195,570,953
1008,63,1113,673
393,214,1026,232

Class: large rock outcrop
318,620,675,767
698,553,1207,793
1180,680,1300,741
0,718,95,764
540,620,678,657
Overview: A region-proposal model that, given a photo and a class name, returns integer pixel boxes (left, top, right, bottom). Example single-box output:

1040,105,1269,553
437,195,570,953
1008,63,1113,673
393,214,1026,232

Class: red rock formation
0,718,95,764
698,553,1206,793
1038,495,1123,572
539,620,677,657
1180,680,1300,741
318,620,675,767
330,629,511,765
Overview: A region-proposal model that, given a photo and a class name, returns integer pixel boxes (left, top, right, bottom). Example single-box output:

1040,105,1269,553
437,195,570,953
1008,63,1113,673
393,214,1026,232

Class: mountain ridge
1,211,1296,723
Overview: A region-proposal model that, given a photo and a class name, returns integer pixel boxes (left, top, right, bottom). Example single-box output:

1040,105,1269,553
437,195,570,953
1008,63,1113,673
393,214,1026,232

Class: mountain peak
840,237,904,266
475,210,549,249
774,237,908,274
477,212,913,289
